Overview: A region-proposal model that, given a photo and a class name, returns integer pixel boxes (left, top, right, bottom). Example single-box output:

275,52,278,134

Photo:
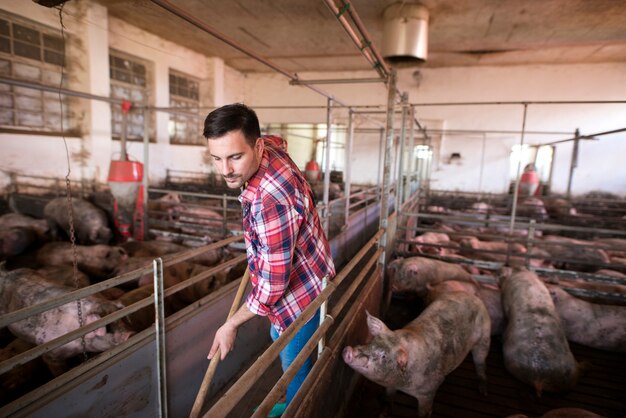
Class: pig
116,285,160,332
516,197,548,221
499,269,582,396
0,227,38,260
0,268,133,376
37,265,91,288
0,338,52,406
387,257,475,297
477,285,505,336
427,279,506,336
122,239,225,267
43,197,112,245
547,284,626,352
36,242,128,280
595,238,626,258
408,232,454,255
459,237,527,265
544,197,576,218
343,292,491,418
540,235,611,272
0,213,49,237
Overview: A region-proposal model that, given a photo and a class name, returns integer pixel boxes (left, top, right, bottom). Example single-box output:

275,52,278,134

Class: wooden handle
189,267,250,418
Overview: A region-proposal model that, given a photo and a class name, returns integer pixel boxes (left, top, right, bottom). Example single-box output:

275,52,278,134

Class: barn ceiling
99,0,626,74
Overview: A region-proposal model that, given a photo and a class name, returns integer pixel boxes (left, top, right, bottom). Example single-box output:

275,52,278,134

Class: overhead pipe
545,126,626,146
290,77,385,85
150,0,348,107
340,0,391,75
322,0,389,79
411,100,626,106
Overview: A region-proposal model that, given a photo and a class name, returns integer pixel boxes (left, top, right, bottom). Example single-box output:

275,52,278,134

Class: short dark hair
203,103,261,146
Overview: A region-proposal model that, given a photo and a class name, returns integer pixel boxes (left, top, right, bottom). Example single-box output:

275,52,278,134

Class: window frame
0,12,71,134
168,69,203,146
109,49,153,143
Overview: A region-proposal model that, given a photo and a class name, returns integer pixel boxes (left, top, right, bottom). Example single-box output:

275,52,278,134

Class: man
204,103,335,417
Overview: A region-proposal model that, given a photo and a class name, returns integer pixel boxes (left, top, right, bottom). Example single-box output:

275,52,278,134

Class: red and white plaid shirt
240,135,335,333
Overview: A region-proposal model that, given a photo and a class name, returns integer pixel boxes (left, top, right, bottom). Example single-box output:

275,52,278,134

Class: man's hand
208,321,238,361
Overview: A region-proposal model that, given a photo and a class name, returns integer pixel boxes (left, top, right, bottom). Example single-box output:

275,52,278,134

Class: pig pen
359,191,625,417
0,187,387,417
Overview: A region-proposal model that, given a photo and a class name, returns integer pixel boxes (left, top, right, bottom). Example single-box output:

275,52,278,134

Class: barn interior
0,1,625,417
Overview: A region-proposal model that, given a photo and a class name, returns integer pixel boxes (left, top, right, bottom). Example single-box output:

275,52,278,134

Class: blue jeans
270,310,320,405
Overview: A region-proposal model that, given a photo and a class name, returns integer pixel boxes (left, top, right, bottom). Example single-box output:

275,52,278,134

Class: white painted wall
244,64,626,196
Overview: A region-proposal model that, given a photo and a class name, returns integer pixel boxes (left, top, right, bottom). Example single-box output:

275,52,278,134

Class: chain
57,4,87,361
65,179,88,361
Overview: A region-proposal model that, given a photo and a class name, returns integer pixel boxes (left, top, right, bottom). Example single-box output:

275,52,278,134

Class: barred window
109,50,150,142
0,14,69,131
168,71,202,145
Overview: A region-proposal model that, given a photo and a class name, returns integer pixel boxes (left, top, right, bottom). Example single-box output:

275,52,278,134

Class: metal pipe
322,98,333,235
545,126,626,146
344,110,354,227
508,104,528,246
379,69,397,265
478,133,487,193
149,0,349,107
142,109,150,239
410,100,626,106
0,76,124,104
153,258,168,418
566,129,580,198
340,0,391,76
318,276,328,357
321,0,388,79
290,77,385,85
396,94,408,210
406,106,416,199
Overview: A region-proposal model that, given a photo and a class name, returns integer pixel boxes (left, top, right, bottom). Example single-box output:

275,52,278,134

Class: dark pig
0,338,52,405
499,269,582,396
37,242,128,279
343,292,491,418
0,227,38,259
43,197,112,245
0,268,133,376
548,284,626,352
540,235,610,272
387,257,475,297
0,213,49,237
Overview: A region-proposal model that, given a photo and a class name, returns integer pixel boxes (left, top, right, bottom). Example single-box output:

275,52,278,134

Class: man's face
207,130,263,189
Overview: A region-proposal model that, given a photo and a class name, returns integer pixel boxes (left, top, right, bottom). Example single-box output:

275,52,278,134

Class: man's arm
207,303,256,360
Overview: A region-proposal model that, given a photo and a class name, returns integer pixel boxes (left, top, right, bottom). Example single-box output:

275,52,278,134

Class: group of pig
342,256,625,417
402,218,626,276
0,196,241,406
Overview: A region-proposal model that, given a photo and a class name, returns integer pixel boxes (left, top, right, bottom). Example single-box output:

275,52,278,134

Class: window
168,71,202,145
510,144,553,182
109,50,150,141
0,14,68,131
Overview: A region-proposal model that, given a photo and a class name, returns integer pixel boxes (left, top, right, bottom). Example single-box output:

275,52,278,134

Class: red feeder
305,160,320,183
108,160,144,241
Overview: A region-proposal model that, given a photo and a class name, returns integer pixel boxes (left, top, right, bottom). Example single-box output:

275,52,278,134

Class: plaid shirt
239,135,335,333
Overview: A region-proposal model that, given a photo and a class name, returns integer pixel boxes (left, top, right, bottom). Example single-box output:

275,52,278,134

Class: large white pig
547,284,626,352
0,267,133,376
343,291,491,418
500,269,583,396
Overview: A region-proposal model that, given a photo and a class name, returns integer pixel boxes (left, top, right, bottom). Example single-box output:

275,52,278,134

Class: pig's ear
365,311,389,337
397,347,408,372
